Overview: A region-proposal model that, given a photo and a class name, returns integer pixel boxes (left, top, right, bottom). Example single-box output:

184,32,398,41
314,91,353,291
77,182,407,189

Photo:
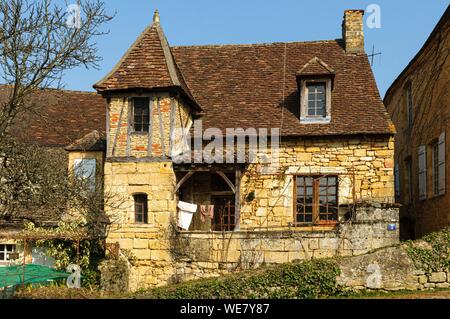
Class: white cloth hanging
178,201,197,213
177,201,198,230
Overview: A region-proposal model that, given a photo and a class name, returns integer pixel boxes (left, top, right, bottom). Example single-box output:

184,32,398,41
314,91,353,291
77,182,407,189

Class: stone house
0,87,107,267
1,9,400,291
384,5,449,239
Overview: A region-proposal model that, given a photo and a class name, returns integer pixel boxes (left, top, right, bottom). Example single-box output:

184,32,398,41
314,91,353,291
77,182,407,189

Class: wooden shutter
394,164,400,198
438,132,446,195
418,145,427,200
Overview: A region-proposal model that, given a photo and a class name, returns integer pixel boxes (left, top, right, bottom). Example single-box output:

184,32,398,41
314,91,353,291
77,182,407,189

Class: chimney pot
342,9,365,54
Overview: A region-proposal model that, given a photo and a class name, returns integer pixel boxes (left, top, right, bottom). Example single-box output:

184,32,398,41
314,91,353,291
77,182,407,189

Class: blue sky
62,0,448,98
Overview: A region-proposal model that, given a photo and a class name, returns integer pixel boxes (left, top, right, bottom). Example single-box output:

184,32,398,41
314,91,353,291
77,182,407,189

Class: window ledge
300,117,331,124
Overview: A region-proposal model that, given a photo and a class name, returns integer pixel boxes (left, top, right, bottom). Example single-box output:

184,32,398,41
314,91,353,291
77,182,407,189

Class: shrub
131,258,344,299
404,227,450,273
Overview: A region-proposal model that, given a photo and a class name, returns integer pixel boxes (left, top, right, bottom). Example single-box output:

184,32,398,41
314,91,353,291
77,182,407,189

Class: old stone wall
337,245,450,291
102,203,398,291
239,137,395,228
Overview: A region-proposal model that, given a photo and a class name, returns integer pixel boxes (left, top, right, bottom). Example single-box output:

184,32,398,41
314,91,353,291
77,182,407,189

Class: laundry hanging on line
200,205,214,222
177,201,197,230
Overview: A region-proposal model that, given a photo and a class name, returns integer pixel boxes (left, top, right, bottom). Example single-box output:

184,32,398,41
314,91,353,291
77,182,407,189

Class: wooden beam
126,98,132,157
169,97,176,157
216,171,236,194
174,171,195,194
158,98,166,158
106,103,110,156
147,97,154,157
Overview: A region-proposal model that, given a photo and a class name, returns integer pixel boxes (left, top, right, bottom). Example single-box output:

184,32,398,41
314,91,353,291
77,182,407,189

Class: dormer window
299,78,332,123
132,97,150,133
297,57,334,124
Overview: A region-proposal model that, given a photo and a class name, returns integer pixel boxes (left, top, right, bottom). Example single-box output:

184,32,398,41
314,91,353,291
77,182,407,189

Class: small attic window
297,57,334,124
132,97,150,133
306,82,326,117
299,79,332,123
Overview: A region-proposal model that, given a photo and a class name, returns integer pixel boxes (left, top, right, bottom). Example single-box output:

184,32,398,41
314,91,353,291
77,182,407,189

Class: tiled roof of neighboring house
0,85,107,147
384,4,450,104
65,130,106,151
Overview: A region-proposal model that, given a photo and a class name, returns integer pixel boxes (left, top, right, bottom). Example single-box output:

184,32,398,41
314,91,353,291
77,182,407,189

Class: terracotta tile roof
297,56,336,75
93,12,202,113
65,130,106,151
0,85,106,147
172,40,394,136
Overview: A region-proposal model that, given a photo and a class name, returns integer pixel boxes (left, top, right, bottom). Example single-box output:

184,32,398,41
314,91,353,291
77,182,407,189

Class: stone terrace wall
337,245,450,291
101,204,399,291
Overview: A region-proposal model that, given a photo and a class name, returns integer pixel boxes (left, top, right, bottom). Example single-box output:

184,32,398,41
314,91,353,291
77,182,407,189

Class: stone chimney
342,10,365,54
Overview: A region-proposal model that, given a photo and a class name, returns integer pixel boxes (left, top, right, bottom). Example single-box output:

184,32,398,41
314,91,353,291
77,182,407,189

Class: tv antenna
368,44,382,66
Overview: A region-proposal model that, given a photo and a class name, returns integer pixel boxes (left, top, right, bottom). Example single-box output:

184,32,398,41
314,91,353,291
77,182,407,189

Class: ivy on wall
23,222,105,287
131,259,345,299
404,227,450,273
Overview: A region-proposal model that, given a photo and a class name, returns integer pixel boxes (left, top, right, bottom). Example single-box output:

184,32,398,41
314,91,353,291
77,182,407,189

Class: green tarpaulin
0,264,69,288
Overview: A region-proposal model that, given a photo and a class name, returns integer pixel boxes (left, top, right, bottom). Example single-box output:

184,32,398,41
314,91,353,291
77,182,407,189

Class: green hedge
131,259,344,299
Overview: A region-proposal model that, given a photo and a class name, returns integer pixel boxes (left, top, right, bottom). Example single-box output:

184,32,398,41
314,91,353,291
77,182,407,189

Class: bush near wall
131,259,344,299
404,227,450,273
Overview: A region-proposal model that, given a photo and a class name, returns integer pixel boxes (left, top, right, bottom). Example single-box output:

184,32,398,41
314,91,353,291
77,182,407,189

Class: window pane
0,253,4,260
328,186,336,195
74,159,96,191
133,98,150,132
134,194,148,224
306,83,326,118
316,103,325,116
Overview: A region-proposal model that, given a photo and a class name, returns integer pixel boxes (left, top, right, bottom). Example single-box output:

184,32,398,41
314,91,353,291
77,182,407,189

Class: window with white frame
300,79,332,123
432,140,439,196
418,145,427,200
0,244,16,262
433,132,446,196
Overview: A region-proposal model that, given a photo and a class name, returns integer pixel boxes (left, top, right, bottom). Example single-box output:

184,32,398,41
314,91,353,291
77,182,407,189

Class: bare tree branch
0,0,113,140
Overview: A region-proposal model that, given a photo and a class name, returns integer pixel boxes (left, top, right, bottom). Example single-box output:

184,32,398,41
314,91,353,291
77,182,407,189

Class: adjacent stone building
384,6,449,239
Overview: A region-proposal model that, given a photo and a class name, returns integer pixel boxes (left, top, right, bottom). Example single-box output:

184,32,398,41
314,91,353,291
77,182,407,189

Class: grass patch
335,288,450,299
